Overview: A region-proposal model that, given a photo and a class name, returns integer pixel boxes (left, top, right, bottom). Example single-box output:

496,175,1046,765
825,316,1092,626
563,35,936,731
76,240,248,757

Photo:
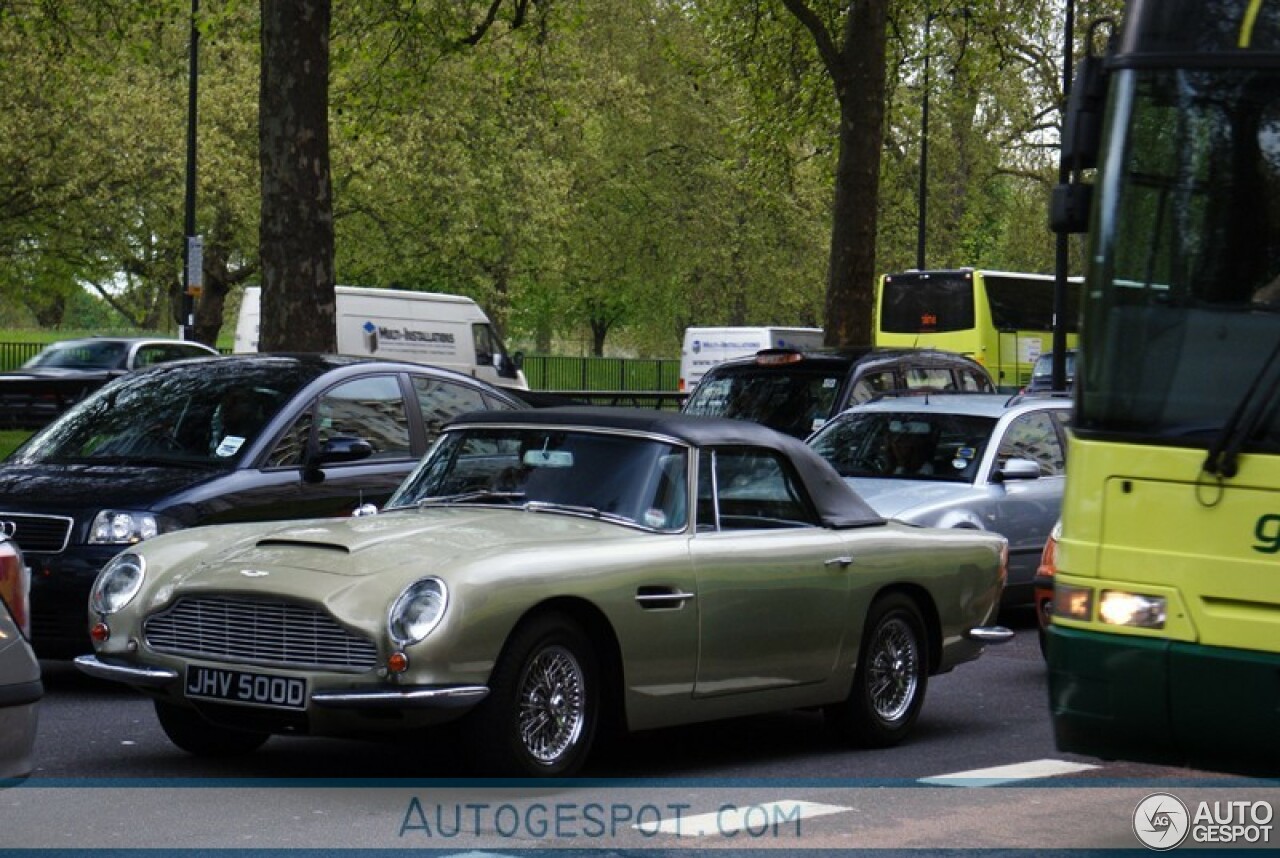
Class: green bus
875,269,1081,392
1048,0,1280,776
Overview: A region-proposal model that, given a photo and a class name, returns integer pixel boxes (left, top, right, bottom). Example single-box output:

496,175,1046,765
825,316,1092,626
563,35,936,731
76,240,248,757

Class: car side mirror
996,458,1042,482
303,436,374,483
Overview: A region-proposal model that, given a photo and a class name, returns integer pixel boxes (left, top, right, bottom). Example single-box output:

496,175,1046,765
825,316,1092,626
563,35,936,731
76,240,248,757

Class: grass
0,430,32,460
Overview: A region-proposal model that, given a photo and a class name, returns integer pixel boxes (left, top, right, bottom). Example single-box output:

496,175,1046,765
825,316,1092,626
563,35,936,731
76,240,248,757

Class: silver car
76,408,1011,776
0,534,39,781
808,394,1071,607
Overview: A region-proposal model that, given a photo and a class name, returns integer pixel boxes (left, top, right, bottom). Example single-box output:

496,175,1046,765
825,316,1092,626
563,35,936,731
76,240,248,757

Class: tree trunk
590,318,609,357
193,207,257,348
824,0,887,348
258,0,335,353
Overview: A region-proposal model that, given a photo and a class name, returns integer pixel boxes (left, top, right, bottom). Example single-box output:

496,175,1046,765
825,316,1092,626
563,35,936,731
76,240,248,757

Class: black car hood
0,462,221,512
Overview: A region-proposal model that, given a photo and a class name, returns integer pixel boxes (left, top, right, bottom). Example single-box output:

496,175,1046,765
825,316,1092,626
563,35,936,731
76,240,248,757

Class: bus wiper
1203,337,1280,478
417,490,526,506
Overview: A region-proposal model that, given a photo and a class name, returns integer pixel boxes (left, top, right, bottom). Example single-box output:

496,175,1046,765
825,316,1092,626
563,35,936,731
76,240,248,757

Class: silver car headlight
89,510,171,545
388,577,448,646
90,553,146,615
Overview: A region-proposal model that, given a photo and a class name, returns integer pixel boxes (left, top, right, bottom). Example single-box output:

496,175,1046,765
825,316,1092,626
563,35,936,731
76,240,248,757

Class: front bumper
1048,625,1280,776
75,654,487,712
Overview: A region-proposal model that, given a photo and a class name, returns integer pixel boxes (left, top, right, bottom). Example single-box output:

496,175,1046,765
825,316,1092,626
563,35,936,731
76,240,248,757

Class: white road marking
635,800,852,837
920,757,1101,786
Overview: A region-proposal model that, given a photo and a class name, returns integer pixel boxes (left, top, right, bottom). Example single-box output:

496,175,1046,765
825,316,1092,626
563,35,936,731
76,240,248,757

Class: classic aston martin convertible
76,408,1011,776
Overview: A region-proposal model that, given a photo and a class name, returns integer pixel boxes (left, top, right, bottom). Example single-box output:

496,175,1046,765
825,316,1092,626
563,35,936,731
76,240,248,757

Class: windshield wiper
417,490,526,506
1203,337,1280,478
524,500,631,525
62,455,215,469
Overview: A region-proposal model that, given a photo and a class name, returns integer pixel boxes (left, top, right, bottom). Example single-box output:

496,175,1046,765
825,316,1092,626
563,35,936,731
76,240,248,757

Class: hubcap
517,644,585,765
867,617,919,722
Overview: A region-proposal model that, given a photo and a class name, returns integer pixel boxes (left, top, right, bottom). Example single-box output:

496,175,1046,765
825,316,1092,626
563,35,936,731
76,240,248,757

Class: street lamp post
180,0,201,341
917,11,933,271
1052,0,1076,391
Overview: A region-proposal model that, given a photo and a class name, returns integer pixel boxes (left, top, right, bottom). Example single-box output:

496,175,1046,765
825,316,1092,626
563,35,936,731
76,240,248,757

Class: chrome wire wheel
517,644,586,765
866,616,920,722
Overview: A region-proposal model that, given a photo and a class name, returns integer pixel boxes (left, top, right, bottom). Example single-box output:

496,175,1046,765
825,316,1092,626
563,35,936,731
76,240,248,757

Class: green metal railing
0,343,680,393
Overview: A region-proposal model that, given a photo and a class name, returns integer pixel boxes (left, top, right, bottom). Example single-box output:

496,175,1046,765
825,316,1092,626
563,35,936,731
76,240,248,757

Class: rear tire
154,701,270,756
826,593,928,748
464,614,598,777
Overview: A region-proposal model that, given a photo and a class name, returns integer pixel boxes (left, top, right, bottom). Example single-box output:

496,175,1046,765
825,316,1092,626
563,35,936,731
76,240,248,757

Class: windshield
808,411,998,483
1079,67,1280,451
23,340,128,370
880,273,975,334
682,366,843,438
388,427,690,532
11,360,318,467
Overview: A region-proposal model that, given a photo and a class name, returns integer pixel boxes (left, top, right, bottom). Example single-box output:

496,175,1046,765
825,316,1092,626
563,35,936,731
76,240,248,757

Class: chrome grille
143,596,379,671
0,512,73,554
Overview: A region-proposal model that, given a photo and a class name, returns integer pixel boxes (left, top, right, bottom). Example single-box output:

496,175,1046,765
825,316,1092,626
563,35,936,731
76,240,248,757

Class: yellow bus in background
874,269,1081,392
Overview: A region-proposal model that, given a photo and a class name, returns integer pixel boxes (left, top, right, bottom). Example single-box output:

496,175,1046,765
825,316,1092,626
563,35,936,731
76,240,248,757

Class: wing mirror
996,458,1042,482
303,436,374,483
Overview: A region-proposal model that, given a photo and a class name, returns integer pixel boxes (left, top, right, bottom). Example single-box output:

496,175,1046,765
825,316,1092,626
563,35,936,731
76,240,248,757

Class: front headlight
89,510,168,545
388,577,448,646
90,553,146,615
1098,590,1167,629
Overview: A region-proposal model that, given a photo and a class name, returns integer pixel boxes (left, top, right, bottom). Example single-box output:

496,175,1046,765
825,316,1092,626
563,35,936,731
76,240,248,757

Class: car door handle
824,556,854,568
634,586,696,610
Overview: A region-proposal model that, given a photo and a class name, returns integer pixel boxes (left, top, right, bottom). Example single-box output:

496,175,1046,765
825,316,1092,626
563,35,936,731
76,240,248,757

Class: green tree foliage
0,0,1111,357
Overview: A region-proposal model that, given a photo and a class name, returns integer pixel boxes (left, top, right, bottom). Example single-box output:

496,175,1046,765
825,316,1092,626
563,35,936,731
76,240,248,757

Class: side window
905,367,955,390
997,411,1066,476
1050,408,1072,465
316,375,411,460
133,346,164,368
411,376,490,442
472,323,500,367
267,410,313,468
699,447,818,530
848,370,896,405
957,369,990,392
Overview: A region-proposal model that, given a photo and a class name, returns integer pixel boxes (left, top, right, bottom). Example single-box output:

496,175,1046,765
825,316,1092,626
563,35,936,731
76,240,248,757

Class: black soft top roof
449,406,885,529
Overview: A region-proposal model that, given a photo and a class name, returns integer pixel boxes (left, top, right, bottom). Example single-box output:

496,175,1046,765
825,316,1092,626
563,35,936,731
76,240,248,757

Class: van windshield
683,365,843,439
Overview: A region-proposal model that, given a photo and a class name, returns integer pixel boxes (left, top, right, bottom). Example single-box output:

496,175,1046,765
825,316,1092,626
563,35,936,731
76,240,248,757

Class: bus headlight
1098,590,1167,629
1053,582,1094,621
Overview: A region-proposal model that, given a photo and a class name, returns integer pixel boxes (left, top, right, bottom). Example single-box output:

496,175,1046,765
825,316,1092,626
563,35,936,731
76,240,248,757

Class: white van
679,326,825,392
234,285,527,389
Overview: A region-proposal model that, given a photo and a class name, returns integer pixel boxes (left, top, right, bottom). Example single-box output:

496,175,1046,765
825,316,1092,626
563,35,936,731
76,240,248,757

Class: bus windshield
1079,66,1280,452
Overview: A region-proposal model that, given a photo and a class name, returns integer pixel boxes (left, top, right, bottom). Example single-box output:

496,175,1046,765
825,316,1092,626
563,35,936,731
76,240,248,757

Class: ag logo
1134,793,1190,850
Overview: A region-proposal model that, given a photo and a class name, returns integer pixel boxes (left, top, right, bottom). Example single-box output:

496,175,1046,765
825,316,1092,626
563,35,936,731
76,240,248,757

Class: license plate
184,665,307,710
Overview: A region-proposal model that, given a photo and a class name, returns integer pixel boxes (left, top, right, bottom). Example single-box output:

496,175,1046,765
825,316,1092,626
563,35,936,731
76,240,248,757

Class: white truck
234,285,527,389
680,326,825,392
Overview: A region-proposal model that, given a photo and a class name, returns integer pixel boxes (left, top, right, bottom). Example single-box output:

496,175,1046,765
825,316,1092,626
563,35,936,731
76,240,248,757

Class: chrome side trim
311,685,489,709
965,625,1015,644
74,655,179,687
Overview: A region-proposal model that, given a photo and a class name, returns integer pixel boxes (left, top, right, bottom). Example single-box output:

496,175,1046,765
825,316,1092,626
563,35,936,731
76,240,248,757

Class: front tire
465,614,599,777
826,593,928,748
154,701,270,756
